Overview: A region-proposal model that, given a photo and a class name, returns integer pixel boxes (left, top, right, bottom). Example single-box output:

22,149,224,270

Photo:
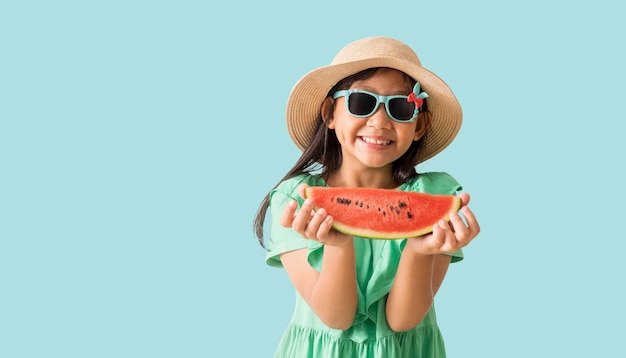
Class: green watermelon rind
304,187,462,240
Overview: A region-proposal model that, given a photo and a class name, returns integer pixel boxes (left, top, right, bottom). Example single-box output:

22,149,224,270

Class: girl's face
326,68,427,173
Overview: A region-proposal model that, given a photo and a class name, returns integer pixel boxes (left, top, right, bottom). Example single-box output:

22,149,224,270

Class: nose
366,103,392,129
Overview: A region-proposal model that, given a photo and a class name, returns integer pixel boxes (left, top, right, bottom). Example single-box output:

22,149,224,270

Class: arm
386,253,450,331
278,188,358,330
386,192,480,332
280,243,357,330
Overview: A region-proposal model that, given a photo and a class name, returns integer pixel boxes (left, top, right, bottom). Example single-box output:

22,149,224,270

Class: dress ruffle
274,322,447,358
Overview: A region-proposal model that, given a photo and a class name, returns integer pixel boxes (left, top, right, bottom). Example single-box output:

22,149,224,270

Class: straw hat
286,36,462,164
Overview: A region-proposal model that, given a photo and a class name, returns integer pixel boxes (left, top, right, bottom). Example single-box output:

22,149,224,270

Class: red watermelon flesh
304,186,461,239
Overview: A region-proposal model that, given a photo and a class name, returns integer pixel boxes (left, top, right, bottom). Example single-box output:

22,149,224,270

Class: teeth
362,137,391,145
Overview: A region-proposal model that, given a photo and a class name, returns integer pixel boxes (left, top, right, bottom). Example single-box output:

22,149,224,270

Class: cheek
393,125,422,151
326,106,345,130
330,117,362,145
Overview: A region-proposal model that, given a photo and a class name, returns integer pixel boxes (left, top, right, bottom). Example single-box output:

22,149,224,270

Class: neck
325,166,398,189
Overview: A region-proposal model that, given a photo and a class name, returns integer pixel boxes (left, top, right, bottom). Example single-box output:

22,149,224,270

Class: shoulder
270,173,326,203
402,172,462,195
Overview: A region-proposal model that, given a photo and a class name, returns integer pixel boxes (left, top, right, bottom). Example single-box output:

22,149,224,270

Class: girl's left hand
404,192,480,255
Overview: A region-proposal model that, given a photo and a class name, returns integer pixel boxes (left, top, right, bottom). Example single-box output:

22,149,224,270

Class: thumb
298,184,311,200
457,192,470,208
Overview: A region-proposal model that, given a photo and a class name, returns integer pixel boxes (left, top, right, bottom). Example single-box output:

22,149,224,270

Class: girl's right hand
279,184,353,247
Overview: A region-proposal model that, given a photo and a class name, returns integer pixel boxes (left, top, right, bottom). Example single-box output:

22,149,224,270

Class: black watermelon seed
336,198,352,205
407,212,413,219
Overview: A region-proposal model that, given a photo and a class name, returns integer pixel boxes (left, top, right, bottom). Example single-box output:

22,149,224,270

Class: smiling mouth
360,136,392,146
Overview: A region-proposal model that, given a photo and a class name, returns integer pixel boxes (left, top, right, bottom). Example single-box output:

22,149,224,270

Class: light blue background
1,1,624,357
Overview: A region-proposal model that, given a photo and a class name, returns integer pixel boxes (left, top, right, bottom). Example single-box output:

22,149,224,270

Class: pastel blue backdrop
1,1,624,357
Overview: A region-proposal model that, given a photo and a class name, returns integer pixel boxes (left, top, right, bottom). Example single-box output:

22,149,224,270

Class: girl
253,36,480,358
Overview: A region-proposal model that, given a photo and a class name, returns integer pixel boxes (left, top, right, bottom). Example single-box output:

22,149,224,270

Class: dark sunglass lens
388,98,415,121
348,93,377,116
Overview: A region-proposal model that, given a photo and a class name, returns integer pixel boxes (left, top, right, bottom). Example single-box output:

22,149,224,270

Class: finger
438,220,460,252
427,223,446,251
316,215,334,241
291,199,315,232
305,208,328,239
279,200,298,228
448,211,468,238
461,206,481,237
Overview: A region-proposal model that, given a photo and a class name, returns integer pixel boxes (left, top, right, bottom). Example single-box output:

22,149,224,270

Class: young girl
253,36,480,358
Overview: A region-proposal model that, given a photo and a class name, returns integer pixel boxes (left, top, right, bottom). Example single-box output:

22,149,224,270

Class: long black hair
253,68,430,248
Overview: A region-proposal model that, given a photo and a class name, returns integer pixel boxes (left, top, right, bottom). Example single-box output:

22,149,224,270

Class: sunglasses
333,82,428,123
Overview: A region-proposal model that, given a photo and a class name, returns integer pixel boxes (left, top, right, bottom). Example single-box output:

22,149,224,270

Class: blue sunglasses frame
332,82,428,123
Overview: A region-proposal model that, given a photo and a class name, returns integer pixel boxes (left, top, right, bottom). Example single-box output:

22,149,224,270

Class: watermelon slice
304,186,461,239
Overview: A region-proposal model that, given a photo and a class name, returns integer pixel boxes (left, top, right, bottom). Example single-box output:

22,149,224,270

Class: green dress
266,172,463,358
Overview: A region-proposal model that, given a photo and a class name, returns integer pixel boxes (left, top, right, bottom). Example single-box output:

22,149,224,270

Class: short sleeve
265,174,325,268
402,172,464,263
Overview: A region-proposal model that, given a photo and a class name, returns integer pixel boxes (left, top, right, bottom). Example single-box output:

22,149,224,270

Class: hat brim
286,57,462,164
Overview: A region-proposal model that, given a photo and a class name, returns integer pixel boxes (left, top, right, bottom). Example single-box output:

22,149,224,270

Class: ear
320,97,335,129
413,111,431,141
